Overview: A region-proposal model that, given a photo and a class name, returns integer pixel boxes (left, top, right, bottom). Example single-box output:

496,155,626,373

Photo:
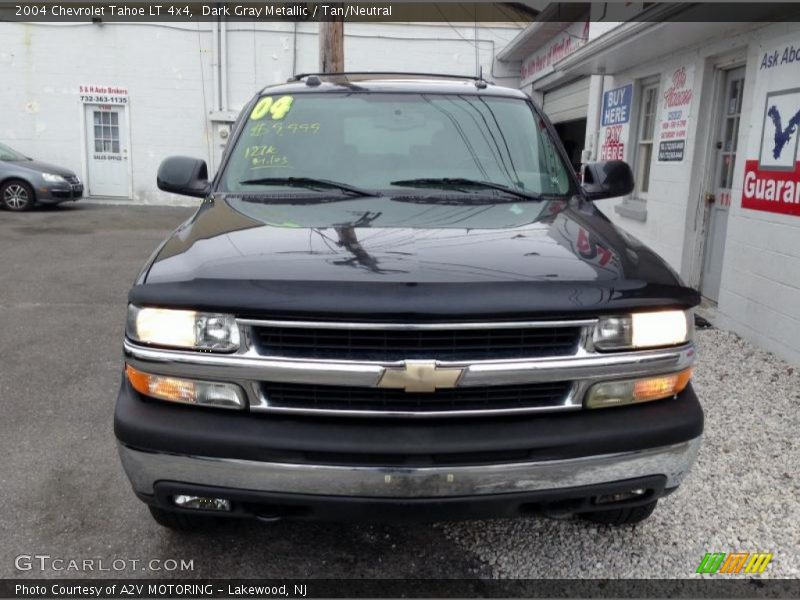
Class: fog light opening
172,495,232,512
594,488,648,505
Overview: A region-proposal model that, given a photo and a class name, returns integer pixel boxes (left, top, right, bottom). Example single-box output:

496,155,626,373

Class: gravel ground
441,328,800,578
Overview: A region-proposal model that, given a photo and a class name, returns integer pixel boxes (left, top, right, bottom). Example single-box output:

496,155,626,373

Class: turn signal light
125,364,246,410
585,368,692,409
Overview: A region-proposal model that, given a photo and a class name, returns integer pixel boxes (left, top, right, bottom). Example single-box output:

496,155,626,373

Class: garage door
542,77,590,124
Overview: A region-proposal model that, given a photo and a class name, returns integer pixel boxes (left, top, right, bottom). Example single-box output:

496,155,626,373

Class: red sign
79,84,128,95
520,21,589,81
599,124,625,160
741,160,800,217
662,67,694,110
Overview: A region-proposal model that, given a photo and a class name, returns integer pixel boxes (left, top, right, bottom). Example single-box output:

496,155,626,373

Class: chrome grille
125,323,696,419
250,323,582,361
260,381,574,415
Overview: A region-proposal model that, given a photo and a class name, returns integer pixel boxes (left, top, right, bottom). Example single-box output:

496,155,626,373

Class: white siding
0,21,521,204
587,21,800,364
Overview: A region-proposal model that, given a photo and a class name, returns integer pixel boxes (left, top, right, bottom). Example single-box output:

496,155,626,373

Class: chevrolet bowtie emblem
377,360,463,393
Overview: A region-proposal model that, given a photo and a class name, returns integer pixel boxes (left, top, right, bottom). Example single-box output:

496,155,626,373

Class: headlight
42,173,67,183
126,305,240,352
593,310,692,351
585,368,693,409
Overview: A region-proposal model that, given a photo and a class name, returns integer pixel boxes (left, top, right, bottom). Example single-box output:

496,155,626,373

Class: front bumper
120,437,700,498
37,183,83,203
115,377,703,520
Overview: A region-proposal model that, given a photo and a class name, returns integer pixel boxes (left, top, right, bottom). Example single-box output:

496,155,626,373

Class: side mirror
581,160,634,200
157,156,209,198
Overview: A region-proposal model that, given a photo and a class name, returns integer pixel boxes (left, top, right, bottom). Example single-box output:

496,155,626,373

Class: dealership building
0,19,521,202
501,3,800,363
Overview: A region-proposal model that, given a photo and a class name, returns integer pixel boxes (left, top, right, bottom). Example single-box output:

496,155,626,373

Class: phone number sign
79,84,128,104
657,66,694,162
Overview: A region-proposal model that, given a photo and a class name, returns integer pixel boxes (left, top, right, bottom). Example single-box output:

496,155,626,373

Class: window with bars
93,111,120,153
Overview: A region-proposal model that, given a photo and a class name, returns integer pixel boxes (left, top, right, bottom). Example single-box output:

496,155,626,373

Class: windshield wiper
238,177,379,197
390,178,542,201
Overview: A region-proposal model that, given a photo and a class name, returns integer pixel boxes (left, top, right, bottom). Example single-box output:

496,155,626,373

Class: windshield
0,143,28,161
222,92,573,197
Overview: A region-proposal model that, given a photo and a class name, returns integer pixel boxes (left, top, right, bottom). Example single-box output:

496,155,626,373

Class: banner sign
520,21,589,83
656,66,694,162
601,84,632,127
742,35,800,217
79,84,128,105
599,84,633,161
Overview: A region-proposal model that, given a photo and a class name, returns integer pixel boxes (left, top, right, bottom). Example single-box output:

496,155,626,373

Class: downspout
592,75,607,163
292,21,298,76
220,16,228,110
211,18,220,111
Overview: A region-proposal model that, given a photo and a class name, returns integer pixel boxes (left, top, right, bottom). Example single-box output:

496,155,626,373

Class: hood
132,194,698,318
22,160,75,177
7,159,76,178
0,160,75,177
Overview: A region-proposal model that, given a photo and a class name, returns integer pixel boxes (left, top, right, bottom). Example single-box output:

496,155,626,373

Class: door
701,66,745,302
554,118,587,173
542,77,590,124
85,105,129,197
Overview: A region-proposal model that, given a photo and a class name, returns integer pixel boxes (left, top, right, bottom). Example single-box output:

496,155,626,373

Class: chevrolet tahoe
114,73,703,531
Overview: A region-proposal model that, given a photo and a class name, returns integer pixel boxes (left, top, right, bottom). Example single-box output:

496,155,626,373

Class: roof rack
287,71,492,88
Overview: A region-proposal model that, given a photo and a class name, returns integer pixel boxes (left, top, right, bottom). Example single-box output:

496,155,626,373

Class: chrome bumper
119,437,701,498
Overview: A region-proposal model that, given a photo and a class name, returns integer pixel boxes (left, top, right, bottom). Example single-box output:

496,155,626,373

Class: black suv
115,73,702,530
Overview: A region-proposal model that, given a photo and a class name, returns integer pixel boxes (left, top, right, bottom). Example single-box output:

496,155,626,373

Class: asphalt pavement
0,204,488,579
0,203,796,580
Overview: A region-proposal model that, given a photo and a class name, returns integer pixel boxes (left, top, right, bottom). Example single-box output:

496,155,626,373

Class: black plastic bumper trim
143,476,668,523
114,376,703,466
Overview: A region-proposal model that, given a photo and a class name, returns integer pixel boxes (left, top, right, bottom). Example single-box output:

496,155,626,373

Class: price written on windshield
250,122,320,136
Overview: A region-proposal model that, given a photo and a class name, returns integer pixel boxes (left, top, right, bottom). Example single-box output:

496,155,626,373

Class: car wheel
2,181,35,211
148,506,220,532
579,500,658,526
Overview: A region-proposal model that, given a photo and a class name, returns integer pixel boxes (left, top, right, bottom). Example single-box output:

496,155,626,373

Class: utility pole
319,7,344,73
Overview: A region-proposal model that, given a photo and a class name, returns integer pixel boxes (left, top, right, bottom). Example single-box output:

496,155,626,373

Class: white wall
590,48,707,271
584,21,800,364
713,24,800,364
0,20,521,204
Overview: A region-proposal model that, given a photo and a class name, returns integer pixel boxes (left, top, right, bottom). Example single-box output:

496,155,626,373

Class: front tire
2,180,35,211
148,506,220,532
580,500,658,526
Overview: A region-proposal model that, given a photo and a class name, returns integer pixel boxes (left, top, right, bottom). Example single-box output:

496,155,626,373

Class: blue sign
601,84,633,127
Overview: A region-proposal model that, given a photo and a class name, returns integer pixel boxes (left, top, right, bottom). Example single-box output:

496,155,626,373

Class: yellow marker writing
250,95,294,121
